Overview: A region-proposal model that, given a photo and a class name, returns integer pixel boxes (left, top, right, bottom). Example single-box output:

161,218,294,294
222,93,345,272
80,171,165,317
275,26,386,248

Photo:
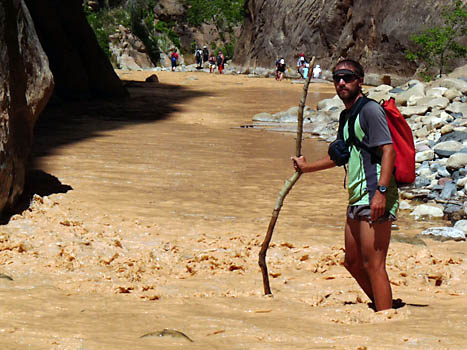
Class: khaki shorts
347,205,397,223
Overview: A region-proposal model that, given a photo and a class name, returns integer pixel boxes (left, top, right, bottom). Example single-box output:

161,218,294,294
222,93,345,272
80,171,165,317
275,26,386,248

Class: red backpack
381,97,415,186
345,96,415,187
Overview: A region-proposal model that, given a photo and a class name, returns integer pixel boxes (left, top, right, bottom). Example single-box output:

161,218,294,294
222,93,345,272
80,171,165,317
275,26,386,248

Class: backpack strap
347,97,387,165
346,96,371,148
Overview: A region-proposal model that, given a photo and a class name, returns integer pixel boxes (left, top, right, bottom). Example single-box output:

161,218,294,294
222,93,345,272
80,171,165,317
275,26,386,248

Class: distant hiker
217,51,225,74
292,59,399,312
296,53,307,78
302,62,310,79
202,46,209,64
195,47,203,69
170,49,179,72
275,58,286,81
208,53,216,73
313,64,322,78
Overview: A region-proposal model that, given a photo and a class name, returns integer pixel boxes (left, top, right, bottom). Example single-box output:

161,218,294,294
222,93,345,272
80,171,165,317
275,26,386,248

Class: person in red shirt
170,49,179,71
217,51,225,74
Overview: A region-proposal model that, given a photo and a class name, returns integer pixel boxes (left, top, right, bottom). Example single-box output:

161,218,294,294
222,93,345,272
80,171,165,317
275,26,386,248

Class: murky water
0,71,464,349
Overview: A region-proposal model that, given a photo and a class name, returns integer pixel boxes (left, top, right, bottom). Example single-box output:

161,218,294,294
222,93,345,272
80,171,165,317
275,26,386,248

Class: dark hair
333,59,365,78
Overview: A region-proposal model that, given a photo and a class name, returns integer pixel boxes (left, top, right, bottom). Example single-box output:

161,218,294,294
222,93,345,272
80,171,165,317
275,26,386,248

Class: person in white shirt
313,64,322,78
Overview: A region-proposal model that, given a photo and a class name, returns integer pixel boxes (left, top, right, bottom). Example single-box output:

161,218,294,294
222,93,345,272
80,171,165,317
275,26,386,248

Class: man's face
333,64,363,102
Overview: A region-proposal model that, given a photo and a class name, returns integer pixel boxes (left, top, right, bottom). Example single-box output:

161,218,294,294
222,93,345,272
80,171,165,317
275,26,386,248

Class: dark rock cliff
234,0,453,76
0,0,54,213
0,0,128,215
25,0,127,100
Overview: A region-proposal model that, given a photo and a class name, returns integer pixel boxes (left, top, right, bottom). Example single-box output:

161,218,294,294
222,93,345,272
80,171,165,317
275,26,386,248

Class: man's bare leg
359,220,392,311
344,218,374,302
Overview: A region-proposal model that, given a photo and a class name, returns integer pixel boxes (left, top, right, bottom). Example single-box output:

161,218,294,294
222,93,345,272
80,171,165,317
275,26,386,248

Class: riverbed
0,71,465,349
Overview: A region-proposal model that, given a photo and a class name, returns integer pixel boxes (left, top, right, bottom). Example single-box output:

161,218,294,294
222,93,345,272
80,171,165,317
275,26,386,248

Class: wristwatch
377,185,388,194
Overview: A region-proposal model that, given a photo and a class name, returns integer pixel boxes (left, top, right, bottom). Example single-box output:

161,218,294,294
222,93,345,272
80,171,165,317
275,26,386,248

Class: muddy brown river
0,71,465,349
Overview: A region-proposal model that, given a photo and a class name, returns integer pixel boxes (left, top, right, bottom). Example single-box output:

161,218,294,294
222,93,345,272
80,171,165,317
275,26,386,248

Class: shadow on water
31,81,210,158
1,170,73,223
4,81,210,222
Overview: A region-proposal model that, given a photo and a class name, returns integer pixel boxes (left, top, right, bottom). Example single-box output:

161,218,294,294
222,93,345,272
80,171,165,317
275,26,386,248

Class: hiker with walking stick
291,59,399,311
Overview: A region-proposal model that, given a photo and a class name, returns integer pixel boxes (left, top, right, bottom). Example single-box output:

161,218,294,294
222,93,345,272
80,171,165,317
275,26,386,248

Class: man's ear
358,77,364,88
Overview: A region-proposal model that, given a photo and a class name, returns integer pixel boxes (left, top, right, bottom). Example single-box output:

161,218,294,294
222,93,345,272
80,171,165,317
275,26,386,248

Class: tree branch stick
259,57,315,295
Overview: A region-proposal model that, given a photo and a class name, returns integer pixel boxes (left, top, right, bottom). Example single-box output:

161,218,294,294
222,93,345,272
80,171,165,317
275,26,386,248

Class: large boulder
0,0,54,213
109,25,156,70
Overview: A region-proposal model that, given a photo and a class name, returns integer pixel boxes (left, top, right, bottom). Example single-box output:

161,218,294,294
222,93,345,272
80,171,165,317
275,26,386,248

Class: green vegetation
127,0,161,64
84,0,181,65
406,0,467,80
84,0,243,64
185,0,244,28
84,6,130,57
185,0,244,59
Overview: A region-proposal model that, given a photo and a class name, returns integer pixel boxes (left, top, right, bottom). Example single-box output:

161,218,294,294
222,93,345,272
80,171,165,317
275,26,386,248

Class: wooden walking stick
258,57,316,295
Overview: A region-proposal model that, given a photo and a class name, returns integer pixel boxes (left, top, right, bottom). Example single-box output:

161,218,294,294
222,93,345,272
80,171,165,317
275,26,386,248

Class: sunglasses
332,73,359,83
332,69,361,83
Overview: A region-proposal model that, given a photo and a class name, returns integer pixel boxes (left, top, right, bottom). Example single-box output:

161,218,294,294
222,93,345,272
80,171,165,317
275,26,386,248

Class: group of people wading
170,47,225,74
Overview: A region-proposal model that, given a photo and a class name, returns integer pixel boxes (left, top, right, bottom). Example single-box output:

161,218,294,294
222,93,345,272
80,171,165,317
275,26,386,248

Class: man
195,47,202,68
312,64,322,78
170,49,179,72
275,58,286,81
202,45,209,65
217,50,225,74
291,59,398,311
296,53,306,78
208,52,216,73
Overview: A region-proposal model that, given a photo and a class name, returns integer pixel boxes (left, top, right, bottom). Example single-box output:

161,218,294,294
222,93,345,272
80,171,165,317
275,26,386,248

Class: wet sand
0,71,465,349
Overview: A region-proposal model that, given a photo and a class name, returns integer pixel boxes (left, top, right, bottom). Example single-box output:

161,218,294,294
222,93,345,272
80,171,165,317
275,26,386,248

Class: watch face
378,185,387,193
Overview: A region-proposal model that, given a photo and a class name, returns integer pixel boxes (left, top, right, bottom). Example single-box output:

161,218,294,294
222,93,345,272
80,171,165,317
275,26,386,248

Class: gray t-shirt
358,100,392,149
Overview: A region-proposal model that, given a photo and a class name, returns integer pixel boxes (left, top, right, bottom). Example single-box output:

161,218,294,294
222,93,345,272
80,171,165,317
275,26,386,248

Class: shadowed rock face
24,0,127,100
0,0,54,213
0,0,128,215
234,0,449,76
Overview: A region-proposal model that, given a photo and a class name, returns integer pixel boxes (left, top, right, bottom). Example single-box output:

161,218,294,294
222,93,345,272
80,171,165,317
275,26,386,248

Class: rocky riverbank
252,67,467,241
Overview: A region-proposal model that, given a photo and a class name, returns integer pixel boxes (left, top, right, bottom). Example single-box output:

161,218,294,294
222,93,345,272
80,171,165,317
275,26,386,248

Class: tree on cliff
185,0,244,58
406,0,467,79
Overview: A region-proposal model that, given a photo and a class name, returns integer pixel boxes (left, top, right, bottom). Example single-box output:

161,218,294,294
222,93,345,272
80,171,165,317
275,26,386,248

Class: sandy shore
0,70,465,349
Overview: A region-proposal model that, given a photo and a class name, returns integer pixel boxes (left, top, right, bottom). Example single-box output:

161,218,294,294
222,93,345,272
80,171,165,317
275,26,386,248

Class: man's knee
344,255,363,274
361,258,385,276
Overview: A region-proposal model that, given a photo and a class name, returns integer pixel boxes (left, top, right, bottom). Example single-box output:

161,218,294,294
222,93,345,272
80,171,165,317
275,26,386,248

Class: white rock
438,78,467,94
426,87,448,97
427,97,450,109
420,227,466,241
446,102,467,117
440,124,454,135
430,117,445,129
444,88,462,101
407,95,424,106
317,95,344,111
414,126,431,139
372,84,393,93
253,112,273,121
447,153,467,170
398,200,413,210
417,167,433,177
434,140,463,153
400,105,429,118
456,177,467,188
395,83,426,106
454,220,467,234
410,204,444,219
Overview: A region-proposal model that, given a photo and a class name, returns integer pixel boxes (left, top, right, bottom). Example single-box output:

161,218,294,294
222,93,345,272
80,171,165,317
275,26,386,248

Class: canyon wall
0,0,54,213
0,0,127,215
234,0,457,76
